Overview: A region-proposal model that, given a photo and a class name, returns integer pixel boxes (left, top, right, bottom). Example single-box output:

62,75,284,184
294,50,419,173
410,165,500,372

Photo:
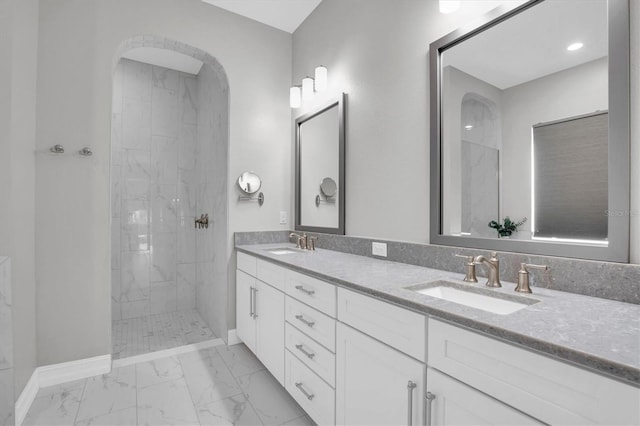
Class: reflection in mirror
320,177,338,198
237,171,262,194
295,94,345,234
430,0,629,261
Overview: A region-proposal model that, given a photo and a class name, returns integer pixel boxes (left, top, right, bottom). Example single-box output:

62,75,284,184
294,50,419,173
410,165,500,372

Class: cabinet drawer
337,288,426,360
286,270,336,317
285,350,335,426
286,296,336,352
286,322,336,387
428,319,640,426
236,252,257,276
256,259,286,291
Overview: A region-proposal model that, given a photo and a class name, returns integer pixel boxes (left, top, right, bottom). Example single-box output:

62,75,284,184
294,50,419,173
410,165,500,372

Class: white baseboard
14,371,38,426
14,354,111,426
227,329,242,345
112,338,224,368
37,354,111,388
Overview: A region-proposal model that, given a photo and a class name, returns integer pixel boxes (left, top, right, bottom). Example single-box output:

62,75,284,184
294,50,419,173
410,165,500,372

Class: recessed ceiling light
464,125,473,130
567,42,584,51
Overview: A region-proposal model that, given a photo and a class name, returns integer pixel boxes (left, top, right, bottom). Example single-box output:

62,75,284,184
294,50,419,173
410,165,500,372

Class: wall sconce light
439,0,460,14
290,86,301,108
290,66,329,108
314,66,327,92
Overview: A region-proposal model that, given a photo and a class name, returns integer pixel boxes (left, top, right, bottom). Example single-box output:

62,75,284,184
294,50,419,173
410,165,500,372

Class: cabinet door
236,270,257,353
336,323,425,426
426,368,542,426
256,280,285,385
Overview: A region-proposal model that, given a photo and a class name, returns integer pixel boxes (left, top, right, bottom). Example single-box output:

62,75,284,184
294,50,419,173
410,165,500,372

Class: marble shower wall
0,257,14,426
111,59,199,320
195,64,229,334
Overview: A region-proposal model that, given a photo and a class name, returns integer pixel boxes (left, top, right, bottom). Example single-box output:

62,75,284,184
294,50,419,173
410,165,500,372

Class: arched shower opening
109,36,229,359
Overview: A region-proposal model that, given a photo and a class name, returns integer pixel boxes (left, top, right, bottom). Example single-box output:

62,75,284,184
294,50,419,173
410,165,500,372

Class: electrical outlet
372,242,387,257
279,211,288,225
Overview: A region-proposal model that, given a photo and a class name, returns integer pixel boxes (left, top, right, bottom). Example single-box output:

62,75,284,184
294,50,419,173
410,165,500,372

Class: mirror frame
295,93,346,235
429,0,630,262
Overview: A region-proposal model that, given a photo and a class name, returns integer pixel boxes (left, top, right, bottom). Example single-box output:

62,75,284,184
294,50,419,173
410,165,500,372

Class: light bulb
290,86,301,108
314,66,328,92
302,76,314,101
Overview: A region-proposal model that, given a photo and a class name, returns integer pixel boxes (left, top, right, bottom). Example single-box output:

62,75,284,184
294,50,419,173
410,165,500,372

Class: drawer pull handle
425,392,436,426
251,287,258,319
295,344,316,359
407,381,417,426
295,314,315,328
295,382,315,401
295,285,315,296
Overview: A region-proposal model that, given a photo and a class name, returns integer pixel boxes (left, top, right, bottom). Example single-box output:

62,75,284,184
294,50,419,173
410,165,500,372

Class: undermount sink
264,247,300,255
406,280,539,315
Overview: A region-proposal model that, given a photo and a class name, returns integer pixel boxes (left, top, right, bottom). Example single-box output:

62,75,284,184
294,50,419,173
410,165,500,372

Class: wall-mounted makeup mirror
430,0,630,262
237,171,264,206
295,94,346,234
238,171,261,194
316,177,338,207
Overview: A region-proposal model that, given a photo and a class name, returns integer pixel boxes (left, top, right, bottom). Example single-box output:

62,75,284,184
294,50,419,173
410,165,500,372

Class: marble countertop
236,243,640,386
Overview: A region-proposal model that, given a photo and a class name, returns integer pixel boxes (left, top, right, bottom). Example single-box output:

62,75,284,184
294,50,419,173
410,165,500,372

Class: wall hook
50,145,64,154
78,147,93,156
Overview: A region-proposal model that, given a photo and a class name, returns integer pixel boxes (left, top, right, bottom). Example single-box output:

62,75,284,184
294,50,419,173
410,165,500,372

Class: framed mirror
295,94,346,234
429,0,630,262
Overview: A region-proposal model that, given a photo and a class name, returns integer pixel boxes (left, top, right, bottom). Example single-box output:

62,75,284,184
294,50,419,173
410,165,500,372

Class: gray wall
35,0,291,366
293,0,640,263
0,0,38,400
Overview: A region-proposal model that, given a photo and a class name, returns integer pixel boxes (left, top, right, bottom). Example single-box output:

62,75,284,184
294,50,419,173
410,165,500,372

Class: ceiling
201,0,323,33
444,0,608,90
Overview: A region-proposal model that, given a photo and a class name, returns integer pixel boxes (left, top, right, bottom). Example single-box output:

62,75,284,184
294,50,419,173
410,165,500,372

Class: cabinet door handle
295,344,316,359
295,382,315,400
249,287,254,318
295,285,315,296
251,287,258,319
295,314,315,328
425,392,436,426
407,381,417,426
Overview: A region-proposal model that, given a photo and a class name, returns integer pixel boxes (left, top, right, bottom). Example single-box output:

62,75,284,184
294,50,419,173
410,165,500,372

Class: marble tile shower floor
112,310,217,360
24,344,314,426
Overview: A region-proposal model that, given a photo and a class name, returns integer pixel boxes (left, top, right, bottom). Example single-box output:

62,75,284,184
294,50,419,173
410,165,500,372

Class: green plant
488,216,527,237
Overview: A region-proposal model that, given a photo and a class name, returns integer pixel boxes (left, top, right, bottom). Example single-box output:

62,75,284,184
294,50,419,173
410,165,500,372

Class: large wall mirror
430,0,630,262
295,94,346,234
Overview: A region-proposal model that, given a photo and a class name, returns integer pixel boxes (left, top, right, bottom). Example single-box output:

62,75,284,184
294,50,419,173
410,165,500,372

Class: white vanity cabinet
236,253,285,384
426,368,542,426
336,288,427,426
427,319,640,426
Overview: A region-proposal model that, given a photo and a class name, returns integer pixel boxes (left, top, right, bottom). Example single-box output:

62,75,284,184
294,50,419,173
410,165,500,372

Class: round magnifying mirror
237,171,262,195
319,177,337,198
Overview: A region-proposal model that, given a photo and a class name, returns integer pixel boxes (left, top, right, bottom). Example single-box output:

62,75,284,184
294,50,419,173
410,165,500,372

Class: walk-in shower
110,37,229,359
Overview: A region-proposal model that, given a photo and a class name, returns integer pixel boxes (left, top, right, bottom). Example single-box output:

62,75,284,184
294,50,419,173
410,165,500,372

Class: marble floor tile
236,369,305,425
216,343,266,378
180,348,242,406
194,393,263,426
280,414,316,426
136,356,183,389
23,380,85,426
137,377,199,426
74,406,137,426
75,365,136,422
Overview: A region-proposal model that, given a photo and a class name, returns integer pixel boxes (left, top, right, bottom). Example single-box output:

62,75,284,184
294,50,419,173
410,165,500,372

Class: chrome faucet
454,254,478,283
516,263,549,293
473,251,501,287
289,232,317,250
